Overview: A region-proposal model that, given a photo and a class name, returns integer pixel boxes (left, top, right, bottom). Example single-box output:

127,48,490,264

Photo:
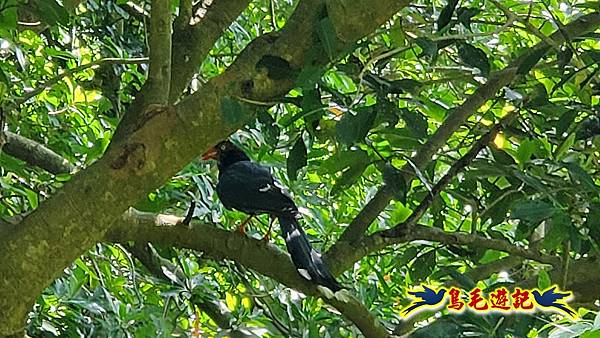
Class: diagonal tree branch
381,112,517,237
327,111,547,274
325,11,600,261
106,209,391,338
2,131,74,174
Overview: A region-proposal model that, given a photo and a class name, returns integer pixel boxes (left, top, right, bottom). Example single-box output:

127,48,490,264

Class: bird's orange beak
202,147,218,160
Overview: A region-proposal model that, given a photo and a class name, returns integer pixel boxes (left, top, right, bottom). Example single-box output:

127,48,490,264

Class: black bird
202,140,342,293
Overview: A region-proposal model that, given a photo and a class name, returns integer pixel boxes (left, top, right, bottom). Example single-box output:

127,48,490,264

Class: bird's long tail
278,214,342,293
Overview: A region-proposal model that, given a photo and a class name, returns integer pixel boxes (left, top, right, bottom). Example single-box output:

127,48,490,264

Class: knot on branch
111,142,148,174
255,55,298,81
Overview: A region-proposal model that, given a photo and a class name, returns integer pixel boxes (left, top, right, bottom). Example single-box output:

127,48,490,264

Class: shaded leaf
29,0,70,26
382,163,407,202
437,0,459,32
415,37,438,59
458,43,490,77
256,111,280,144
517,46,551,75
557,48,573,73
401,109,428,139
387,79,423,94
541,211,570,250
317,17,339,61
287,137,307,180
511,200,556,223
456,7,481,30
330,161,370,195
556,109,578,136
411,251,436,283
336,107,377,144
565,162,598,192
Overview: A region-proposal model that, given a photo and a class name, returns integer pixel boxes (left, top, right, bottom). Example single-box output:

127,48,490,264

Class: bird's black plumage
204,140,342,292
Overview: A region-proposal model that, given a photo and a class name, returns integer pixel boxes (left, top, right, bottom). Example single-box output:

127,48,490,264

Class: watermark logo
401,285,576,318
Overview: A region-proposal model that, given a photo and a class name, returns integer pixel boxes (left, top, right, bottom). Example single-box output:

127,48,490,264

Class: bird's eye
220,144,227,151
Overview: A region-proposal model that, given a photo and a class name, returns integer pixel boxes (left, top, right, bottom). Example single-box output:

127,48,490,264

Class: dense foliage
2,0,600,337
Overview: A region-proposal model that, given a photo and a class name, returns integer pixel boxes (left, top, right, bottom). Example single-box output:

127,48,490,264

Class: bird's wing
216,161,297,215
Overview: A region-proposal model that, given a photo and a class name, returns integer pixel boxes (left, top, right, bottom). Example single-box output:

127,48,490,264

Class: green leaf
317,17,338,61
515,139,536,167
415,37,438,59
437,0,459,32
511,200,556,223
287,137,307,180
581,331,600,338
537,269,551,290
458,43,490,77
411,251,435,283
456,7,481,30
25,188,38,209
542,211,571,250
554,132,575,160
401,109,428,139
29,0,70,26
225,292,238,311
336,107,377,144
0,4,17,30
517,46,551,75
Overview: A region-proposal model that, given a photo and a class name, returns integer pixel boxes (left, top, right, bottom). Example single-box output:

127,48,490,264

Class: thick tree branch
106,209,390,338
326,11,600,258
2,131,73,174
112,0,251,142
169,0,252,102
173,0,192,31
146,0,172,104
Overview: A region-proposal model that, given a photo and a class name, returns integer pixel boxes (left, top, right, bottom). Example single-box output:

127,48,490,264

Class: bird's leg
262,215,275,242
238,215,254,235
